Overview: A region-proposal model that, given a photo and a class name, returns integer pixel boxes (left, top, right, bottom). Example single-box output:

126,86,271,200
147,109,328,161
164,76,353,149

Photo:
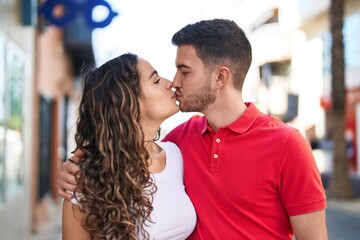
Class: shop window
0,33,25,203
5,42,25,199
0,33,5,203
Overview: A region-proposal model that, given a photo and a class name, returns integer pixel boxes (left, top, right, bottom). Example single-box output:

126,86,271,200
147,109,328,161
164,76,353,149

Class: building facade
0,0,36,238
0,0,95,238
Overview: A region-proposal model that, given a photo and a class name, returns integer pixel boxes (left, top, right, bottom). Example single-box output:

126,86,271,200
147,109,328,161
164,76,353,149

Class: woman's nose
163,78,173,89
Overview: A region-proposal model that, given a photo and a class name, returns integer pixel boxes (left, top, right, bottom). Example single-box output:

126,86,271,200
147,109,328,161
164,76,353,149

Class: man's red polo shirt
162,103,326,239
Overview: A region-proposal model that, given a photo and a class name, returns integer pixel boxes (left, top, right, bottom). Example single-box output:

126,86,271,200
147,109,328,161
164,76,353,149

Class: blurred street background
1,0,360,239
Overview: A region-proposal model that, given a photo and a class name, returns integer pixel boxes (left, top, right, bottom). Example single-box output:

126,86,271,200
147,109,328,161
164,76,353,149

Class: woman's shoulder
156,141,183,166
157,141,180,152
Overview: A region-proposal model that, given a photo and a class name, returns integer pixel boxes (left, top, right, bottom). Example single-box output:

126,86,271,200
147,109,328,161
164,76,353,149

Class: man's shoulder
163,114,205,142
175,114,205,130
263,114,298,131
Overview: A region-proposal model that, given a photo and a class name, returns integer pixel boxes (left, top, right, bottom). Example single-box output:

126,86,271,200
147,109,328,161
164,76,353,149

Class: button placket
211,136,222,172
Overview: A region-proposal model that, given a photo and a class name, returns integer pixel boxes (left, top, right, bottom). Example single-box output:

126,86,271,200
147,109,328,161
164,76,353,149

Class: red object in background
320,96,332,110
319,94,358,172
345,87,360,172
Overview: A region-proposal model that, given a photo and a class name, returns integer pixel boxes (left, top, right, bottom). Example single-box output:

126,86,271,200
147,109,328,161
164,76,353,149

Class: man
59,19,327,239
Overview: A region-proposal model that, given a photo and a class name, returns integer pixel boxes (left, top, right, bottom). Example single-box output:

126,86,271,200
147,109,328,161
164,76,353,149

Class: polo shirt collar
201,102,260,135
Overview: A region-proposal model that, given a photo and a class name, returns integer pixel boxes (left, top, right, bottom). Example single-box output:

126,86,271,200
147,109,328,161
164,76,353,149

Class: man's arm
290,209,328,240
62,199,90,240
58,150,84,200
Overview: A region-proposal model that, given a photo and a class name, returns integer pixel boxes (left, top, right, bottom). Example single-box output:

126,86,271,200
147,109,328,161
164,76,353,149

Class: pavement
30,201,62,240
326,198,360,240
29,198,360,240
327,198,360,217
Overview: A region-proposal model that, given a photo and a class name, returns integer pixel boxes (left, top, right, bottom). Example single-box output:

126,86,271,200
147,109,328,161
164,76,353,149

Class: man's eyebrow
149,70,158,80
176,64,191,69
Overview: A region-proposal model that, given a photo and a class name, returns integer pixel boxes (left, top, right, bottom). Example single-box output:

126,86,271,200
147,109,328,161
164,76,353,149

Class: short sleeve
279,130,326,216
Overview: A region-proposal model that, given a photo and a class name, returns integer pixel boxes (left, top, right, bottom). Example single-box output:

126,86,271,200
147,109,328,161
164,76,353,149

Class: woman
62,53,196,240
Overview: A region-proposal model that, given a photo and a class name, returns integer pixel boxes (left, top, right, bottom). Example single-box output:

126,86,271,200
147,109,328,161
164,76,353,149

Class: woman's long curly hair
73,53,156,239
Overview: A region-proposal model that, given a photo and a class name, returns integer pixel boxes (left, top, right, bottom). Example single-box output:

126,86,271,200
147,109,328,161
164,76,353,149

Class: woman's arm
62,199,90,240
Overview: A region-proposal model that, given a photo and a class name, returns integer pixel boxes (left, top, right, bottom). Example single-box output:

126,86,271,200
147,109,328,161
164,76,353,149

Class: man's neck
203,95,247,131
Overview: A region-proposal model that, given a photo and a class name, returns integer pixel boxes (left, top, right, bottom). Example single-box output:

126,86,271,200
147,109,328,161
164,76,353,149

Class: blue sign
38,0,119,29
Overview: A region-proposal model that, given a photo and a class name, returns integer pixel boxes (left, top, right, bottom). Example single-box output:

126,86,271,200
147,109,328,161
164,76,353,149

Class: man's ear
215,66,231,88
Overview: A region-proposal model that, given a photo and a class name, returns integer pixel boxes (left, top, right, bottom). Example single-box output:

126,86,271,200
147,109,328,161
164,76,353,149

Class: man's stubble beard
179,80,216,113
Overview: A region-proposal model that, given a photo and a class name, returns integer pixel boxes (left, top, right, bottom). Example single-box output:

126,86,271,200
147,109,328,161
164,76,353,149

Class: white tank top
141,141,196,240
70,142,196,239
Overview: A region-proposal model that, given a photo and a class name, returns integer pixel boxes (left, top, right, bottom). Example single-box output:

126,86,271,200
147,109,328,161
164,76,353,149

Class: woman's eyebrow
149,70,158,80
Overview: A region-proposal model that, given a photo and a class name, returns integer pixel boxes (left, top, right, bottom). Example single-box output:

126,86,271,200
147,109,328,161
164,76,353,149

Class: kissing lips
175,91,182,100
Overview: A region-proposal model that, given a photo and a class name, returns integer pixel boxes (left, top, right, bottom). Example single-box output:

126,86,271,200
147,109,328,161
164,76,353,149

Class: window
0,33,25,204
0,33,5,203
5,41,25,199
344,12,360,87
322,12,360,90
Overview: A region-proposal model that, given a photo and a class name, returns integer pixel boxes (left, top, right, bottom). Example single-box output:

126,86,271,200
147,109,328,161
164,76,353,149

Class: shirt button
214,154,218,158
216,138,220,143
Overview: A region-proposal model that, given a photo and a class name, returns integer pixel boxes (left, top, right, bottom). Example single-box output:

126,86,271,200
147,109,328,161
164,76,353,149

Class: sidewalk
30,201,62,240
326,198,360,240
327,198,360,217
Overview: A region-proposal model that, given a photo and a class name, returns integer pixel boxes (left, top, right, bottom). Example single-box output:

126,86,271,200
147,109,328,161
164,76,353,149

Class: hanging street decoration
38,0,119,29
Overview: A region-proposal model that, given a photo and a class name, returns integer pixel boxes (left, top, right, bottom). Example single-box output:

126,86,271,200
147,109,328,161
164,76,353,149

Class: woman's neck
145,141,166,173
141,120,161,142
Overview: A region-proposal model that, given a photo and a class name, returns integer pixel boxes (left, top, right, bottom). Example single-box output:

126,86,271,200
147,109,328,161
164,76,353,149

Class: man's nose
172,73,181,88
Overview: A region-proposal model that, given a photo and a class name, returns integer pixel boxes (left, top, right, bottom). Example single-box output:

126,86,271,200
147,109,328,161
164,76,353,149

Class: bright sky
92,0,251,76
91,0,277,133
